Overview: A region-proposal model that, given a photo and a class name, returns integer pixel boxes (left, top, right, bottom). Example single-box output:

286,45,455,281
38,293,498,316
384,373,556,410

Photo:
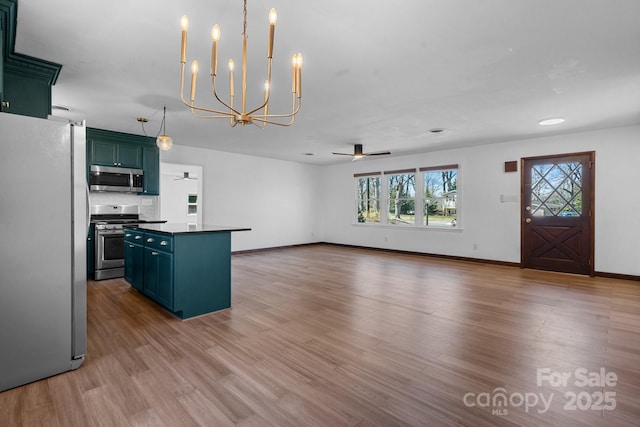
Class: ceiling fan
174,172,198,181
332,144,391,160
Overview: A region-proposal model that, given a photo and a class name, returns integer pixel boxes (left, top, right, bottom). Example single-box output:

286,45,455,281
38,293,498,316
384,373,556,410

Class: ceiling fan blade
332,144,390,158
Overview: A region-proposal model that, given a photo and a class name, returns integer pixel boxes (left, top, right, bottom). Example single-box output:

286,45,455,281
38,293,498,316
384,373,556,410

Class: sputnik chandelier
179,0,303,127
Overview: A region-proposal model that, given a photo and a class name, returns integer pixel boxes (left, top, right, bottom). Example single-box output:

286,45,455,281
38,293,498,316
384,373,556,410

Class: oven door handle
96,229,125,236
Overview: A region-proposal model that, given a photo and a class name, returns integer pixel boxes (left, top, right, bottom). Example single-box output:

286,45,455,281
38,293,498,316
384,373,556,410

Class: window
530,162,582,217
421,165,458,227
354,164,459,228
187,193,198,215
355,174,381,223
385,170,416,226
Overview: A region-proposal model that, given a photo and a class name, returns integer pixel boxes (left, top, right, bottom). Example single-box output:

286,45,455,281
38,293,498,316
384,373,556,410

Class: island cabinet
123,224,250,319
124,229,144,291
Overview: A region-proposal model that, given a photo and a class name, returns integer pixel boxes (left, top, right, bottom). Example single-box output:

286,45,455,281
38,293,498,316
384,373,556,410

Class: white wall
161,145,322,252
159,125,640,276
319,125,640,276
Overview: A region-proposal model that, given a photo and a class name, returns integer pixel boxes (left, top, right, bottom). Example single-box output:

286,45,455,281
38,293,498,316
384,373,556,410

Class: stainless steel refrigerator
0,112,87,392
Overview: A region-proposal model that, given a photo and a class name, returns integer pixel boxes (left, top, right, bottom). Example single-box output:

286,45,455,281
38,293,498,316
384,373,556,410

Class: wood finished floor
2,244,640,426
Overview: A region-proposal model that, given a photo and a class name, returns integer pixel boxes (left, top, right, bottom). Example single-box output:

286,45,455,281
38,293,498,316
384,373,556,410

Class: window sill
352,223,463,232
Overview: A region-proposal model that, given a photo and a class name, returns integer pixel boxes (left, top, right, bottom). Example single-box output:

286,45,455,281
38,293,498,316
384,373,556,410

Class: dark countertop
127,223,251,235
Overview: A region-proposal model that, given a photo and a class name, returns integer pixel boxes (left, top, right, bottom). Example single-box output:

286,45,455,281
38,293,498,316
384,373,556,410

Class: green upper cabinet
3,59,58,118
142,144,160,195
86,127,159,195
1,0,61,118
90,138,143,168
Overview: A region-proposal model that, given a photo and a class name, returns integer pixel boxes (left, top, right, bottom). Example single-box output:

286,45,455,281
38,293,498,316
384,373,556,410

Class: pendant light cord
158,106,167,138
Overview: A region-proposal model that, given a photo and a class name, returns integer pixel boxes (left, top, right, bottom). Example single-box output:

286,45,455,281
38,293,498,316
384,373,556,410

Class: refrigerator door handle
86,184,91,233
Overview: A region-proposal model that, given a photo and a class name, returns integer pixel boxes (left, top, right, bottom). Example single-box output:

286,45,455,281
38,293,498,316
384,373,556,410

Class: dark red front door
521,152,594,275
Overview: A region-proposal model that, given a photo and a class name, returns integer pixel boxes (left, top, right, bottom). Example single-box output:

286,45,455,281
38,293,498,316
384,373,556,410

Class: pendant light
156,106,173,150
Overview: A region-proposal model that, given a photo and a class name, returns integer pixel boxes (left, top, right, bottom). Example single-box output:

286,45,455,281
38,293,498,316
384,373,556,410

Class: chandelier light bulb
190,60,199,101
180,16,189,63
228,59,235,71
269,8,277,25
211,24,221,42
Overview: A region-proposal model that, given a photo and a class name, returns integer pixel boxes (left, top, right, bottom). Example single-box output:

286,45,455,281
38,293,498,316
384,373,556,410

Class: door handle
525,218,532,223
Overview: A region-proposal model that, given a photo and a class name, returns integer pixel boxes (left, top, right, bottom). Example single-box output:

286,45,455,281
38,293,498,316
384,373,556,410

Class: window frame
354,172,382,224
420,164,459,228
353,164,461,229
384,168,417,226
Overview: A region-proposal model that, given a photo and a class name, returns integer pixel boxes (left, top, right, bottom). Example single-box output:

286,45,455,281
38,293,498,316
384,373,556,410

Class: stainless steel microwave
89,165,143,193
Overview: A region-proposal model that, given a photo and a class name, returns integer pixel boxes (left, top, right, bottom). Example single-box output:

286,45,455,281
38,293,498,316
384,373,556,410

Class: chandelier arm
189,109,236,119
251,115,296,127
252,96,301,120
246,58,273,116
179,61,191,107
179,97,236,117
184,103,240,118
246,96,270,117
180,62,237,117
211,74,241,116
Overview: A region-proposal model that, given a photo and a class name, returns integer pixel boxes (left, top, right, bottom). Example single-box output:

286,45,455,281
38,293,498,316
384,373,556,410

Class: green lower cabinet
173,231,231,317
143,247,173,310
124,241,144,291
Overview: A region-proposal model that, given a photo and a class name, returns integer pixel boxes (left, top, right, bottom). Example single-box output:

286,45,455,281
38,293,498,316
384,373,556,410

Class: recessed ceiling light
304,152,315,156
428,128,446,134
538,117,565,126
52,105,71,112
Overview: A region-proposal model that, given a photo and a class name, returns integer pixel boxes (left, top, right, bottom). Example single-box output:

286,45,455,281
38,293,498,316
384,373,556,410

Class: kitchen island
124,224,250,319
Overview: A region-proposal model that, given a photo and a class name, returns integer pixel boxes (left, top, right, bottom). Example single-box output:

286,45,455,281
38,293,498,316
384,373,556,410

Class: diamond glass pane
531,162,582,217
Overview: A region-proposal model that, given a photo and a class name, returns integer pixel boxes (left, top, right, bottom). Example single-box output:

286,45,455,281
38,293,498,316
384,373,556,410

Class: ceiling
13,0,640,165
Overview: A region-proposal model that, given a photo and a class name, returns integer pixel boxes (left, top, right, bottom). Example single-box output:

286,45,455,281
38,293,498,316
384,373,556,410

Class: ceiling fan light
538,117,565,126
156,134,173,150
